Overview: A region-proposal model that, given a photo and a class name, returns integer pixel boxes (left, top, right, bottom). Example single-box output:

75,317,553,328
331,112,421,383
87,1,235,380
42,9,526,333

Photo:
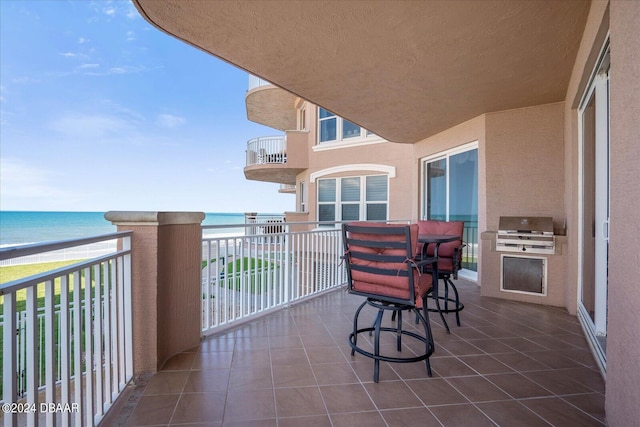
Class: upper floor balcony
244,133,308,185
278,183,296,193
246,75,298,131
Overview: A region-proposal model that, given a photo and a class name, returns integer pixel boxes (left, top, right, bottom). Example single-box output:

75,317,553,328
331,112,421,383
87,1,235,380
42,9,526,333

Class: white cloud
108,65,144,75
49,113,134,139
126,7,139,20
79,63,100,69
156,114,186,129
0,158,79,208
11,76,39,85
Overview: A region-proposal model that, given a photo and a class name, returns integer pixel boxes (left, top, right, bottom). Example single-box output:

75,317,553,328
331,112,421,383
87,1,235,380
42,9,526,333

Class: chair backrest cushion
417,220,464,259
343,222,431,304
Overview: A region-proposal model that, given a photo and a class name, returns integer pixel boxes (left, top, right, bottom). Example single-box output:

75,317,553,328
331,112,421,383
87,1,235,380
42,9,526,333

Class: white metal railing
244,214,286,237
279,184,296,192
0,241,117,267
201,221,347,334
0,232,133,426
201,220,410,335
246,136,287,166
248,74,274,91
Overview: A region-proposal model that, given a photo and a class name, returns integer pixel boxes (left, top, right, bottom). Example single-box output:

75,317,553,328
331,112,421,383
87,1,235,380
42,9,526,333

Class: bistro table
418,234,461,333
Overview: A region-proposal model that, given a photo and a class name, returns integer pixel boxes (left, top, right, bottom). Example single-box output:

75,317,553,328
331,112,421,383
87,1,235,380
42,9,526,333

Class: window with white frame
299,107,307,131
299,181,307,212
318,107,373,144
317,175,388,222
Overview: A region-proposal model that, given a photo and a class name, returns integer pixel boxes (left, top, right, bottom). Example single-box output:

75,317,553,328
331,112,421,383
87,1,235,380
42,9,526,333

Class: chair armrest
452,243,466,279
413,256,438,271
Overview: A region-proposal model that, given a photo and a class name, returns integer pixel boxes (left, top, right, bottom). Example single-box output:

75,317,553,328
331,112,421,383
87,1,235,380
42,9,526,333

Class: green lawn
203,256,279,294
0,260,83,314
0,260,99,395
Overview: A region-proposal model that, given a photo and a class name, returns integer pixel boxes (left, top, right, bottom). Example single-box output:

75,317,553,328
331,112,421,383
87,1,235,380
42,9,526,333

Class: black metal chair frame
342,223,437,383
423,242,466,329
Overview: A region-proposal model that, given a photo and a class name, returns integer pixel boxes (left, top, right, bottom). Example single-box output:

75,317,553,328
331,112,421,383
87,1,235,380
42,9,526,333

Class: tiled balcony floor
113,280,605,426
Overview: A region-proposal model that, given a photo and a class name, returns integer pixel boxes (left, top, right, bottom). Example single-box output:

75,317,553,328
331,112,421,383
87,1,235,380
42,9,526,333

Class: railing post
3,292,17,427
283,223,291,305
105,212,205,373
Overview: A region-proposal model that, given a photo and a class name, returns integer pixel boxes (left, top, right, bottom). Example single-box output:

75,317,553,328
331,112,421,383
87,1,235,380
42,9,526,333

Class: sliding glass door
579,43,609,370
422,143,479,277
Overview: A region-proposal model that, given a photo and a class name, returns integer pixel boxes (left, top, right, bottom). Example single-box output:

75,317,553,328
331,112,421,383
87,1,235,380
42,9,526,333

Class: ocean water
0,211,247,247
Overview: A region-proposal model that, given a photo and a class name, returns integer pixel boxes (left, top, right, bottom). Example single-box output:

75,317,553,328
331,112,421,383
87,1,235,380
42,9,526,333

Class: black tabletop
418,234,459,244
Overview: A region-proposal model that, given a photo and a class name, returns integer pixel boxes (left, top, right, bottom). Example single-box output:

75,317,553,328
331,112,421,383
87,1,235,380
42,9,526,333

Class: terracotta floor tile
330,411,387,427
228,366,273,390
125,394,179,426
108,281,608,426
320,383,376,414
522,369,594,395
458,354,514,374
476,400,549,427
405,378,468,406
486,373,554,399
171,392,226,424
429,403,495,427
380,407,442,426
224,388,276,421
143,371,189,395
521,396,605,426
311,361,360,385
363,381,424,410
183,369,230,393
270,347,309,366
272,364,317,387
277,415,331,427
431,356,477,377
274,386,326,418
447,376,511,402
562,393,606,423
192,351,233,370
491,352,548,372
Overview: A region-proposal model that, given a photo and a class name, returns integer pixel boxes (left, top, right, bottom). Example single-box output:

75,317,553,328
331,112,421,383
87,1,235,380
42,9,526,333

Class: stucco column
105,211,206,373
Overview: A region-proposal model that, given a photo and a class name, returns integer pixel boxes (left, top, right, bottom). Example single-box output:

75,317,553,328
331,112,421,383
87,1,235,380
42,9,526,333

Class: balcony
114,281,605,426
244,133,308,185
246,74,298,131
278,183,296,193
1,217,606,426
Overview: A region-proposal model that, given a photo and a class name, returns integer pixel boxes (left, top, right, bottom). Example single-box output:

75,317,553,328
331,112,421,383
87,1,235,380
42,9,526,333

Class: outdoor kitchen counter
481,231,568,255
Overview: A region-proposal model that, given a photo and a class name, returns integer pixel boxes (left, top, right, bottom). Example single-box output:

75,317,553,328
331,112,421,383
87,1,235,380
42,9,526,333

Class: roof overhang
133,0,591,143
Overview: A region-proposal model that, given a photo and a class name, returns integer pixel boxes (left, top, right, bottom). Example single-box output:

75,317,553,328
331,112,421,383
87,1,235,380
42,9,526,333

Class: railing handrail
248,74,274,91
0,231,131,261
202,219,411,232
0,247,132,295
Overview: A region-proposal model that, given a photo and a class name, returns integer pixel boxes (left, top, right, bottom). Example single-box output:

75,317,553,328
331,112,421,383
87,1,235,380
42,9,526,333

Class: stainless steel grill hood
497,216,555,254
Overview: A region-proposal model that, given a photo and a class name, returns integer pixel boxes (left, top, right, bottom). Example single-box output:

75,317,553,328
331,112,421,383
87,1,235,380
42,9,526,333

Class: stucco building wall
481,103,566,306
605,1,640,424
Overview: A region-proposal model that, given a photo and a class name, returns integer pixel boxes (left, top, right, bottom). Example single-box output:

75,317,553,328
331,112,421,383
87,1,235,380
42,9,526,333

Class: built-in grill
496,216,555,255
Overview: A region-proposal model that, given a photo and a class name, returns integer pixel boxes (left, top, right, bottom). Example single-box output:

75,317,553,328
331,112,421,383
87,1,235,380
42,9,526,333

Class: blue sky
0,0,292,213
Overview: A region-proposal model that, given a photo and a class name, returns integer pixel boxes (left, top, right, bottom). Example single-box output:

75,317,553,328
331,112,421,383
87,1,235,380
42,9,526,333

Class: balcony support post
105,211,205,373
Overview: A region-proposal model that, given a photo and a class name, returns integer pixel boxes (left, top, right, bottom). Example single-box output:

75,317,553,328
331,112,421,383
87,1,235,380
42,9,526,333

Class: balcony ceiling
133,0,591,143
